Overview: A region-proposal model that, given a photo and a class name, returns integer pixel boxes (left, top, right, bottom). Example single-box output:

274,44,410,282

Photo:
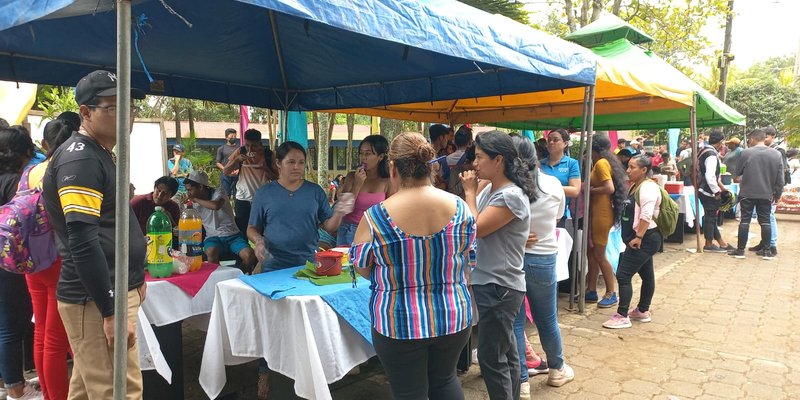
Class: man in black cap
42,69,147,398
697,130,734,253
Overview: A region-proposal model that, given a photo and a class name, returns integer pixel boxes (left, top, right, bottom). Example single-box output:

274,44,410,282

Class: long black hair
42,120,73,158
512,135,546,199
592,134,627,223
475,130,538,202
0,126,35,174
360,135,389,178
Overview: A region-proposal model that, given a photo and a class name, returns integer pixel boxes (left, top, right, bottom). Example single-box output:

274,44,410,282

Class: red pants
26,259,70,400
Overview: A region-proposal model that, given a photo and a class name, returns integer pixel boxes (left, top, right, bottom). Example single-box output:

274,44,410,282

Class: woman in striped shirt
351,132,476,400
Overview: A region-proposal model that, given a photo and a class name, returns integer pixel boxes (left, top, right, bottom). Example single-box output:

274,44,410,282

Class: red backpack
0,166,58,274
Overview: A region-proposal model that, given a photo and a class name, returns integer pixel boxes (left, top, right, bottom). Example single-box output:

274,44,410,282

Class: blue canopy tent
0,0,595,111
0,1,598,397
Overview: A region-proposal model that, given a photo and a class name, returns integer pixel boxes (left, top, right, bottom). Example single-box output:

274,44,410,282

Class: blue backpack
0,166,58,274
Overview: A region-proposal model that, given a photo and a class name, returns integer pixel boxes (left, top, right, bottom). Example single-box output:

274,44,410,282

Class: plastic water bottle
178,202,203,272
146,206,173,278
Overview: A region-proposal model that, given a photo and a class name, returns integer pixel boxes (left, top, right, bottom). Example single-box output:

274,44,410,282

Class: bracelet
636,235,643,239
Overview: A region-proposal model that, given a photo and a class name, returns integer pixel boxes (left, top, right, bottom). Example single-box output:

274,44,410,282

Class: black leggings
616,230,661,317
372,328,471,400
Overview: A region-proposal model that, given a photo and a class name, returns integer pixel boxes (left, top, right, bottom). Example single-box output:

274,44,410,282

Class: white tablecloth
199,279,375,400
137,266,243,380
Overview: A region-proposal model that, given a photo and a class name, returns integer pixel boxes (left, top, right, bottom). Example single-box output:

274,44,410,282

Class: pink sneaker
602,313,632,329
628,308,652,322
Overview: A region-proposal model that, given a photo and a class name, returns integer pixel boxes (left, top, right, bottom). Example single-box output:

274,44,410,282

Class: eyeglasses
87,104,141,116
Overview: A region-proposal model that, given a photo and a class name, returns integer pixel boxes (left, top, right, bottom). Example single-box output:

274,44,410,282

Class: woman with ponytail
586,135,628,308
350,132,475,400
25,120,74,400
461,130,533,400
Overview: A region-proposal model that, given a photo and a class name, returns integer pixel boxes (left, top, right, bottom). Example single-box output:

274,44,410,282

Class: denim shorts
204,234,250,255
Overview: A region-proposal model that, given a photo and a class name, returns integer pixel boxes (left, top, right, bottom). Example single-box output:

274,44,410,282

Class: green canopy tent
496,16,746,291
495,37,745,131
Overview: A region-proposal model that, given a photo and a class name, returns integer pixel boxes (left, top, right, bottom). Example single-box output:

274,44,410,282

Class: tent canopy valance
0,0,596,111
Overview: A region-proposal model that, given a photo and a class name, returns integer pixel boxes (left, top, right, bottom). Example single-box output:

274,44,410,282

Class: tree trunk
312,112,320,173
380,118,404,143
564,0,576,32
590,0,604,22
612,0,622,15
346,114,355,171
173,103,182,144
317,113,334,185
579,0,590,27
187,105,196,140
266,109,275,150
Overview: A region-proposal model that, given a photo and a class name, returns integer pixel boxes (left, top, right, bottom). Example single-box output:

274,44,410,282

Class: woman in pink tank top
337,135,394,245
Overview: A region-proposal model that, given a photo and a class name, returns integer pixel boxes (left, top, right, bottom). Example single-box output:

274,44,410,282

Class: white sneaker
0,386,7,400
7,383,43,400
471,348,478,365
520,381,531,399
547,363,575,387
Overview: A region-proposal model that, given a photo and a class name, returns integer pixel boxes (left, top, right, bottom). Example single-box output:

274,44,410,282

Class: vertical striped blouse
350,198,476,340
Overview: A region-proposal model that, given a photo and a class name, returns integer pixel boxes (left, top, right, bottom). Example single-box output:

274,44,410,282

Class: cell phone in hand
240,146,247,155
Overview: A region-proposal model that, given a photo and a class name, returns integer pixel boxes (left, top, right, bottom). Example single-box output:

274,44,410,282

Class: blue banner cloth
240,267,372,343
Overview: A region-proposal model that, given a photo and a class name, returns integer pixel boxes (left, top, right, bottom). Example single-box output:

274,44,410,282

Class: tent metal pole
690,105,702,252
579,85,596,314
268,10,290,110
569,85,590,311
113,1,132,399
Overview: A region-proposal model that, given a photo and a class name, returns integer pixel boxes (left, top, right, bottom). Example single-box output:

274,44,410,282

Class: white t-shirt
195,189,240,238
526,172,566,255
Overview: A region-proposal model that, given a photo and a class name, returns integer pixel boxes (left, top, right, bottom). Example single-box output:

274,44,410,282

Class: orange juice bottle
178,202,203,272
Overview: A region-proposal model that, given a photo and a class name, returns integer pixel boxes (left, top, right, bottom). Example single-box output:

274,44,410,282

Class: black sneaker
703,245,728,253
762,247,776,260
771,246,777,256
748,243,764,252
528,359,549,376
728,249,746,259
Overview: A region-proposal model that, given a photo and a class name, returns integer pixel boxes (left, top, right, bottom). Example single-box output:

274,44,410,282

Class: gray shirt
195,188,239,238
735,145,785,200
472,183,529,292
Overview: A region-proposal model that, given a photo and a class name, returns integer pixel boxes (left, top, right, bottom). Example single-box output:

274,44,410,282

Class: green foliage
540,0,728,75
37,86,78,119
459,0,529,24
726,79,799,132
180,136,221,187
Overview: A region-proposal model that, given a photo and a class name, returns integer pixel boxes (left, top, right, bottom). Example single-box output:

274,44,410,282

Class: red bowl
315,251,343,276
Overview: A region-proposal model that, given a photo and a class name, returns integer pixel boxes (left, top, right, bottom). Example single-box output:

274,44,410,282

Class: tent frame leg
114,1,133,399
578,85,596,314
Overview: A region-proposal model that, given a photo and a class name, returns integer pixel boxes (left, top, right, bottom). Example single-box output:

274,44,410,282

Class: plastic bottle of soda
146,206,173,278
178,202,203,272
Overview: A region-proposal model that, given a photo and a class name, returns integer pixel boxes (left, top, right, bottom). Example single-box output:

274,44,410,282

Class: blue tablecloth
240,267,373,343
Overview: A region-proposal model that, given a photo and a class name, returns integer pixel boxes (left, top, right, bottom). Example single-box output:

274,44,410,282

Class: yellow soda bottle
178,202,203,272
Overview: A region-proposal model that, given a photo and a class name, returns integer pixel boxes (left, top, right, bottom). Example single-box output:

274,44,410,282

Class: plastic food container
664,181,685,195
315,251,343,276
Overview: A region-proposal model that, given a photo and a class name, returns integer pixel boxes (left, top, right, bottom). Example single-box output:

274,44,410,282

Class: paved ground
181,215,800,399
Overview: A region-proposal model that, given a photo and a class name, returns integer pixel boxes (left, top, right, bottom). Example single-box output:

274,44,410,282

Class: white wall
26,115,166,196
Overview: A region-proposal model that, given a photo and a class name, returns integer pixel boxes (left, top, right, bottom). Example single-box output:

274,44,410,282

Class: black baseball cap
75,70,145,106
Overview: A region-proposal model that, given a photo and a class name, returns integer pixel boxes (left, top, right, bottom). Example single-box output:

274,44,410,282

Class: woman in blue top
246,141,351,271
540,129,581,219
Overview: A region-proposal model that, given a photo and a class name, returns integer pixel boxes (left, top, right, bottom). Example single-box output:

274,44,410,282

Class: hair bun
416,143,435,163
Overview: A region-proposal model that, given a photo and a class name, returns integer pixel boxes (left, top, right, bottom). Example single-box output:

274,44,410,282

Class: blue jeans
513,303,530,382
751,204,778,247
770,204,778,247
0,269,32,388
513,253,564,372
337,222,358,246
